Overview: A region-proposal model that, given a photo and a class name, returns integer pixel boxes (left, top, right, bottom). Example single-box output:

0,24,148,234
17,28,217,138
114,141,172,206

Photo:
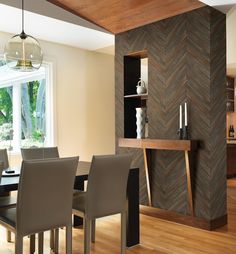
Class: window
0,59,55,153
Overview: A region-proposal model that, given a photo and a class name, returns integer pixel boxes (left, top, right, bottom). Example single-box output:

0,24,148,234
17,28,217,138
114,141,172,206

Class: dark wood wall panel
185,7,212,219
209,9,226,219
115,6,226,220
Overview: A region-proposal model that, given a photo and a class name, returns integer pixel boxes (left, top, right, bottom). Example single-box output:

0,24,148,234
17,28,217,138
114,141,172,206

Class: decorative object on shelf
183,102,189,140
136,78,147,95
136,107,146,139
178,104,183,139
4,0,43,71
145,116,149,138
229,125,235,138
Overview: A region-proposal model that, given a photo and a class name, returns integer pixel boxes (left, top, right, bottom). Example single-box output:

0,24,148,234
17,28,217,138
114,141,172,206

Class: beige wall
0,31,115,164
227,5,236,75
225,7,236,136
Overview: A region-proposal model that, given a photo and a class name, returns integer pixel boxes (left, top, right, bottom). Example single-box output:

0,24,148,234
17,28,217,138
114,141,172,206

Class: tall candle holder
178,102,190,140
183,126,189,140
183,102,189,140
178,104,183,140
178,128,183,140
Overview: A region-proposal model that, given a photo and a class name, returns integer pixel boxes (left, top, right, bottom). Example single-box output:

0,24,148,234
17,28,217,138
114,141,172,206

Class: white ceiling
199,0,236,13
0,1,114,51
0,1,235,52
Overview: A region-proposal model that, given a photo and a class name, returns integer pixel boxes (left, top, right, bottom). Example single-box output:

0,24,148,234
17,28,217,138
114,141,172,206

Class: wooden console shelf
124,94,148,100
119,138,198,216
119,138,197,151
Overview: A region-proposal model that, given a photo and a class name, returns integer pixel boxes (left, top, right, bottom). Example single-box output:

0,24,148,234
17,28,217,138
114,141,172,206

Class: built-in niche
124,50,148,138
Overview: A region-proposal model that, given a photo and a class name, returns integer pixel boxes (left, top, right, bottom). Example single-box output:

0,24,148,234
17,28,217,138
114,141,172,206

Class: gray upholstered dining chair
0,157,78,254
20,146,60,253
21,147,59,160
0,148,17,242
0,148,10,169
72,154,132,254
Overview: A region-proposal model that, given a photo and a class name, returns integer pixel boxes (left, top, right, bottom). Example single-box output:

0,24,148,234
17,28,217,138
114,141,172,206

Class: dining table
0,161,140,247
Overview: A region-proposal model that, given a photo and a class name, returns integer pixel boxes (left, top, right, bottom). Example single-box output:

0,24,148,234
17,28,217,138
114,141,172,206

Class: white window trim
44,60,57,148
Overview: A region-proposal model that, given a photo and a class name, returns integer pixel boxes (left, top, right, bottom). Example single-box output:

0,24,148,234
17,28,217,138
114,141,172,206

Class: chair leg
6,229,11,242
84,217,91,254
91,219,96,243
54,228,59,254
121,212,127,254
38,232,44,254
66,225,72,254
30,234,35,254
15,234,23,254
50,229,55,251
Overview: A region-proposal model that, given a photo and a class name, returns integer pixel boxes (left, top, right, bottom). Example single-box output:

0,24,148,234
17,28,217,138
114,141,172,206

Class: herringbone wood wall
115,6,226,220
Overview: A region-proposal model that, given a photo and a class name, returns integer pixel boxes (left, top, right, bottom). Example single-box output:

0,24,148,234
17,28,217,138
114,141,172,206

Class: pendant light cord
22,0,24,32
20,0,26,38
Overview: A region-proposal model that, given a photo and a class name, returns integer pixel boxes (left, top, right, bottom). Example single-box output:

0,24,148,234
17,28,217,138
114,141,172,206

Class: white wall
0,31,115,164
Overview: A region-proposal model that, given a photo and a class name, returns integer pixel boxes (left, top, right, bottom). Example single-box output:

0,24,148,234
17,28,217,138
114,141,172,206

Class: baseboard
227,173,236,179
140,205,227,230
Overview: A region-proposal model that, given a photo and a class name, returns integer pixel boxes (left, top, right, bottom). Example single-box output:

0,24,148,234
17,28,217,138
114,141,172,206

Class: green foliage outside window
0,87,13,126
0,80,46,148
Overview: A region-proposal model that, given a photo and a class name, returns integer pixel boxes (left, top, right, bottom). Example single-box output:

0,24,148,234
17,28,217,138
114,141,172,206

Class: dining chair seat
0,207,16,228
0,196,17,210
73,189,83,196
73,192,86,213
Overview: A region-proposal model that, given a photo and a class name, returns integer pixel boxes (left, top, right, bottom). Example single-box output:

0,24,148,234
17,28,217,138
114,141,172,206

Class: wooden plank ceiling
47,0,205,34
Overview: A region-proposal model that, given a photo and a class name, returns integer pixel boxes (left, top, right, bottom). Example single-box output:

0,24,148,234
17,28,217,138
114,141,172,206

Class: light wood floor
0,180,235,254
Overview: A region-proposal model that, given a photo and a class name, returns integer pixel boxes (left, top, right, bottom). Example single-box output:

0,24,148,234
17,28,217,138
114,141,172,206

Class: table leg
73,177,85,227
184,150,194,216
143,148,152,206
126,168,140,247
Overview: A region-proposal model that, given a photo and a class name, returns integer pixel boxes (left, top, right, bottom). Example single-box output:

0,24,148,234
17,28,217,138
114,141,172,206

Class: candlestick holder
183,126,189,140
177,128,183,140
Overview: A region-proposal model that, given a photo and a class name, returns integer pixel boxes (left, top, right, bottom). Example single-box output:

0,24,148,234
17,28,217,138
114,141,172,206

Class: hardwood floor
0,180,235,254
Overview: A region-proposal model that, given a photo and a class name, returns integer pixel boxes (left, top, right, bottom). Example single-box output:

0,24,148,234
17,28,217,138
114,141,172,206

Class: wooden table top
0,161,91,191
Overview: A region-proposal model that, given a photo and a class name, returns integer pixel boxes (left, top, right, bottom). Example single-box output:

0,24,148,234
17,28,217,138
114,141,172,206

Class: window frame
0,54,56,154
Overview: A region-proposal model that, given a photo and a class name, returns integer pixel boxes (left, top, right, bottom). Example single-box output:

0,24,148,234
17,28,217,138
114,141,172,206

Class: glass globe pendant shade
4,31,43,72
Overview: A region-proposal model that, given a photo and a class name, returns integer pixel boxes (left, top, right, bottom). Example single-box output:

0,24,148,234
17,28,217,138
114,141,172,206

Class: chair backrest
86,154,132,219
16,157,78,236
0,149,9,170
21,147,59,160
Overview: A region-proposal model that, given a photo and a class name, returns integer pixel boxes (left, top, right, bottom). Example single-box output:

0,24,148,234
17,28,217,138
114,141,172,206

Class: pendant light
4,0,43,71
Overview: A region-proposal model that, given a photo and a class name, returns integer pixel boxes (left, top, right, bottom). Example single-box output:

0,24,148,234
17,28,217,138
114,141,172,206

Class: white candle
179,105,182,129
185,102,187,126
